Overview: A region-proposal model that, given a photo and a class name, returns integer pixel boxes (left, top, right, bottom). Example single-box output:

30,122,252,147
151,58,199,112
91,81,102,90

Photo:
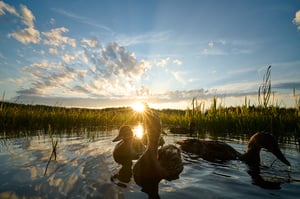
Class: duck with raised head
112,125,144,183
176,131,290,167
133,107,183,199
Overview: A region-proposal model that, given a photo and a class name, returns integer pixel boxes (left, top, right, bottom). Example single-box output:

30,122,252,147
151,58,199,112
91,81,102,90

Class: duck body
113,139,136,165
113,126,142,165
176,139,241,162
133,108,183,198
112,126,145,183
177,132,290,167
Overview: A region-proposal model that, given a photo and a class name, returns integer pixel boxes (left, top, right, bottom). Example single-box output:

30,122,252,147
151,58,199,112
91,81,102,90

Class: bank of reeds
1,65,299,138
0,102,140,136
0,100,299,138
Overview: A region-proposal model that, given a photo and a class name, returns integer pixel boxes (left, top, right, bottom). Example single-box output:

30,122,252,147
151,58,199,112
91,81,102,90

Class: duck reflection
247,166,282,190
133,107,183,199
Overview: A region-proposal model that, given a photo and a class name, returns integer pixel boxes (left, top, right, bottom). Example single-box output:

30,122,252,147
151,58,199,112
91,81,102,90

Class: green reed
44,125,58,176
0,99,299,137
0,102,140,136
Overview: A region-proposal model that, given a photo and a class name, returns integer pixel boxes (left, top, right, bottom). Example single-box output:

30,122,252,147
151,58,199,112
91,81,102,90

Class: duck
133,107,183,199
112,125,145,183
176,131,291,167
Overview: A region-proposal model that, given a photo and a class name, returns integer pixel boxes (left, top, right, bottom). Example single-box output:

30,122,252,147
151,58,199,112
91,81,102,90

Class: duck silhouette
176,131,291,167
112,125,144,183
133,107,183,199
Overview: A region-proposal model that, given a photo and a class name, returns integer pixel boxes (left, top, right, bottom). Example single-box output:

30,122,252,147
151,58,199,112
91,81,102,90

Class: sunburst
131,101,145,113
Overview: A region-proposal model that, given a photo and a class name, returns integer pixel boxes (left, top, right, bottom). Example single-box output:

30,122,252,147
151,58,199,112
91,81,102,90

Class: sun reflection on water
133,124,144,139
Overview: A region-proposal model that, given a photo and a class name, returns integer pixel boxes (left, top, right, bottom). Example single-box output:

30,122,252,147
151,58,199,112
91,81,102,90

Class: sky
1,0,300,109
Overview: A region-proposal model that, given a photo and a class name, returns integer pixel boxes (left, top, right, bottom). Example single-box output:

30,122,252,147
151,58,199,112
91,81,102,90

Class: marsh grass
0,103,140,136
43,125,58,176
0,99,299,139
0,65,299,140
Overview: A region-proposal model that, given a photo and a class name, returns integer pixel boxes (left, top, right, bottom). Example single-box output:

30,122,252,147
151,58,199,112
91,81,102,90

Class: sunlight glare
133,124,144,139
132,102,145,113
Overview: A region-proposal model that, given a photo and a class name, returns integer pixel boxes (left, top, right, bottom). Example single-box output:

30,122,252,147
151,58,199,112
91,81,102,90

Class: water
0,130,299,199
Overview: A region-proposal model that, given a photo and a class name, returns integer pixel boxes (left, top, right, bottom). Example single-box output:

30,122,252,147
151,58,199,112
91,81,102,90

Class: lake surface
0,129,299,199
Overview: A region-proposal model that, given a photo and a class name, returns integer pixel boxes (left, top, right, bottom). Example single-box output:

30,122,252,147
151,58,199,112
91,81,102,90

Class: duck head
113,126,133,142
243,132,290,167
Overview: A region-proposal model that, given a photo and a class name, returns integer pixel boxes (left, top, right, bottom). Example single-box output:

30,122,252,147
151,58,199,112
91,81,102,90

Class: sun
133,124,144,139
131,102,145,113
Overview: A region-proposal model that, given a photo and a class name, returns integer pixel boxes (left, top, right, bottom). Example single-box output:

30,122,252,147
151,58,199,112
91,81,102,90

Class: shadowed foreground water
0,130,299,199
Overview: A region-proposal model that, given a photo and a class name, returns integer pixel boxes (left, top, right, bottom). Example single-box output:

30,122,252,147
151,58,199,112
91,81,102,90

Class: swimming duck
176,132,291,167
133,107,183,199
112,125,144,183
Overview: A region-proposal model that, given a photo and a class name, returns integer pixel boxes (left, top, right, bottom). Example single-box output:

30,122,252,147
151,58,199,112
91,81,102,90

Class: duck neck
242,147,261,166
123,138,132,144
147,139,159,153
145,134,160,159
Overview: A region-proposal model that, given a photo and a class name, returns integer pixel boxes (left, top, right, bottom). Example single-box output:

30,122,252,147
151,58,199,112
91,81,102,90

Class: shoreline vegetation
0,99,299,138
0,67,299,139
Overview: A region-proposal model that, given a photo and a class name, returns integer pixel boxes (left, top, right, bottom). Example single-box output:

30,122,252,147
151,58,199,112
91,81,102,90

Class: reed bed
0,102,140,136
0,99,299,138
1,66,299,138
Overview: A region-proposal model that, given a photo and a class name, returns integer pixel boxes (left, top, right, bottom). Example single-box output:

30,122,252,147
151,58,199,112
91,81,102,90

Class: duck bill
272,148,291,166
112,134,122,142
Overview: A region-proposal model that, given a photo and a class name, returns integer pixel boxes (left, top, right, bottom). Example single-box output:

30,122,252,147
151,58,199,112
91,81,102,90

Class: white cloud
20,5,35,28
171,71,186,84
173,59,182,65
4,3,41,44
208,41,214,48
50,18,55,25
81,53,89,64
156,57,170,67
0,1,19,16
8,27,40,44
18,40,151,98
293,10,300,30
136,85,150,96
42,27,76,48
61,53,76,63
90,42,150,80
49,48,58,55
81,38,99,48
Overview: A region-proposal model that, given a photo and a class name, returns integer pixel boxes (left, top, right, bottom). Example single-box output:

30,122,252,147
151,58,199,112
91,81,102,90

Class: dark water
0,129,299,199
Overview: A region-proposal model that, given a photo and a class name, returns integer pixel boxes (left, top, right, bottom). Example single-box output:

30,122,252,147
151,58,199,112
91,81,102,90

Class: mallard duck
112,125,144,183
176,132,290,167
133,107,183,199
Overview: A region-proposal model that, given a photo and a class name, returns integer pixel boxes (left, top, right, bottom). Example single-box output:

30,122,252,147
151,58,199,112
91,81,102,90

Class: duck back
177,139,241,162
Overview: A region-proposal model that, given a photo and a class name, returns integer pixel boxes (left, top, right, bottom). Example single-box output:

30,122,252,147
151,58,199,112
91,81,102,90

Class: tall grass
0,103,140,136
0,99,298,138
0,67,299,138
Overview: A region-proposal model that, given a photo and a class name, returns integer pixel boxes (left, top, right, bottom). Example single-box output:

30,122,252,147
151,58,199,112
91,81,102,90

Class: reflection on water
0,130,299,198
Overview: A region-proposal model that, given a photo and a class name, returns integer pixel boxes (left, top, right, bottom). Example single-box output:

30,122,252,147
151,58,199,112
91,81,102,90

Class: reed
44,125,58,176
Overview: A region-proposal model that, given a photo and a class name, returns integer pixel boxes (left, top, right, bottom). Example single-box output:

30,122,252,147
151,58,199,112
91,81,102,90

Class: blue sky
1,0,300,109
